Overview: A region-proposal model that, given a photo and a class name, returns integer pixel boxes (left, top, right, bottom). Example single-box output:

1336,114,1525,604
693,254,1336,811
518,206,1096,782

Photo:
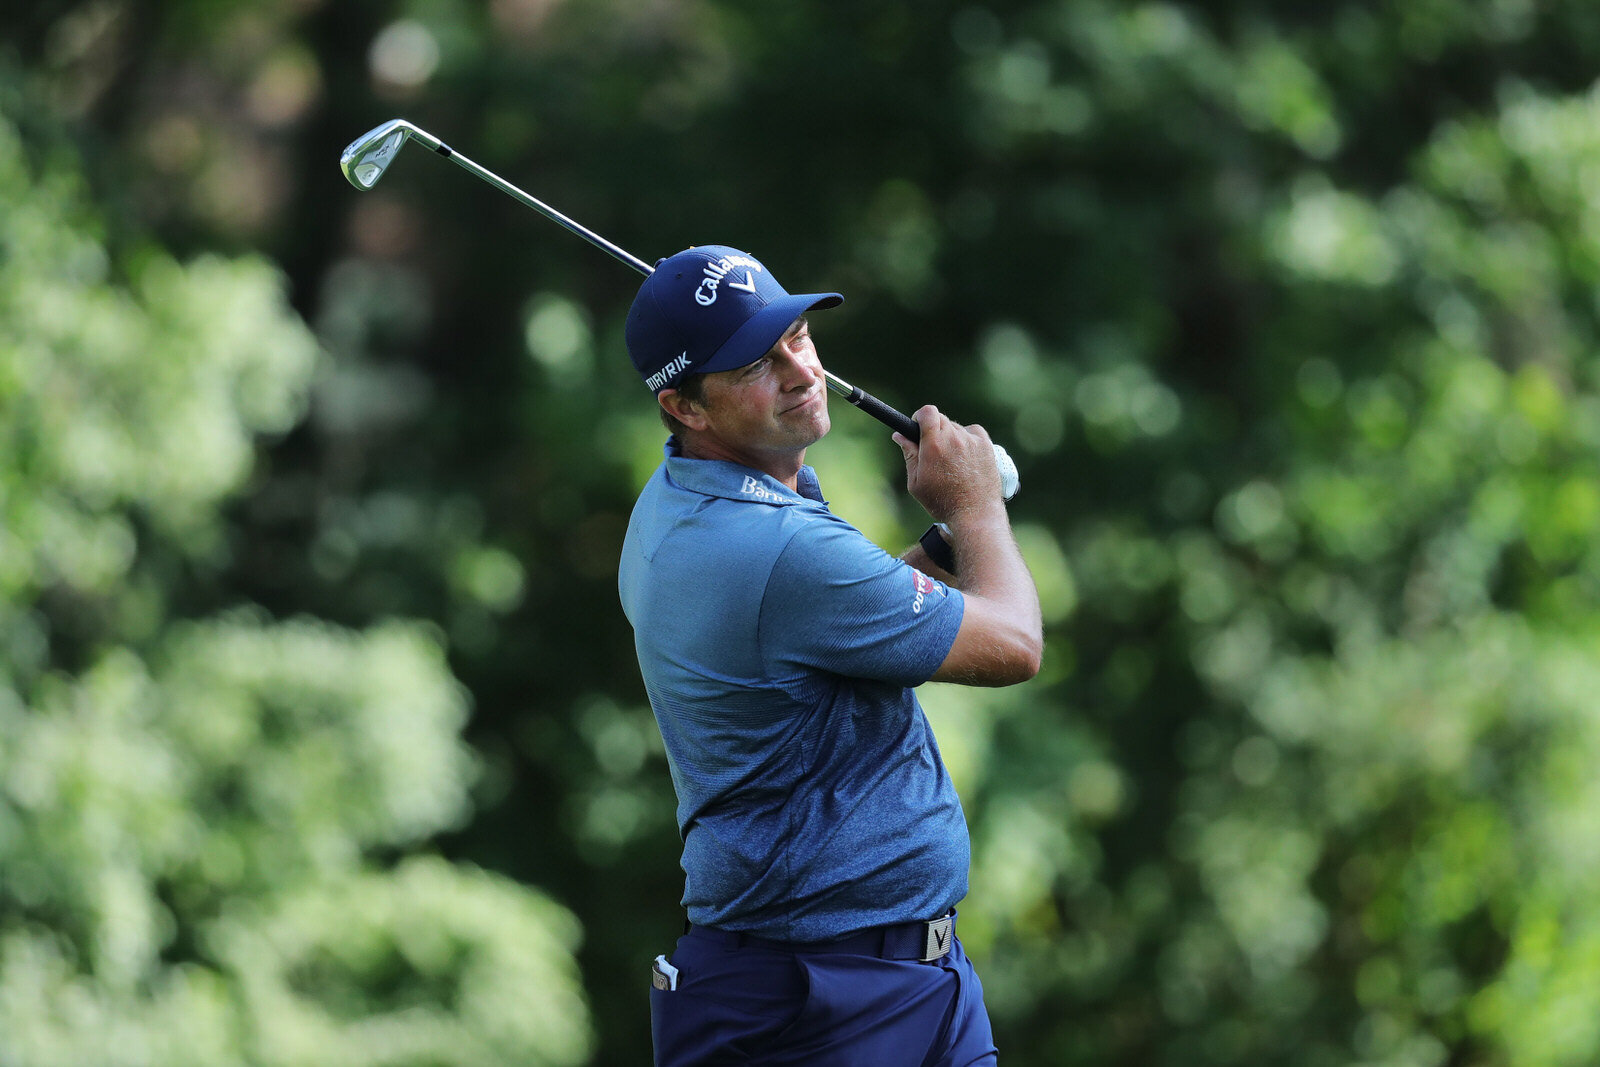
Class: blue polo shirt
619,441,970,942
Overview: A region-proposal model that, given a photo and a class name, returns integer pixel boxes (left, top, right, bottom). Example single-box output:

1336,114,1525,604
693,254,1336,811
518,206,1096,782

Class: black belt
688,911,956,963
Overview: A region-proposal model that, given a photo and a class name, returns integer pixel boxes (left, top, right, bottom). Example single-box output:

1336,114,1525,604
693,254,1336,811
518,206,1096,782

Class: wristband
919,523,956,574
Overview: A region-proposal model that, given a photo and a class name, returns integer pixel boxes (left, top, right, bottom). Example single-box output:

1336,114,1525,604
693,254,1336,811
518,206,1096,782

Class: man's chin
796,410,830,445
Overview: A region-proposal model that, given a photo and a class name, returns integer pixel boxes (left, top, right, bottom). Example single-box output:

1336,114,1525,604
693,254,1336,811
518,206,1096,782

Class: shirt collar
662,438,828,507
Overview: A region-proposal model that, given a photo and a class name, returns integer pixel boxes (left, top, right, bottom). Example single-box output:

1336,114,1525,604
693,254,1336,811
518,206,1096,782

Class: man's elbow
998,634,1043,685
940,632,1042,687
1020,636,1044,680
931,599,1046,685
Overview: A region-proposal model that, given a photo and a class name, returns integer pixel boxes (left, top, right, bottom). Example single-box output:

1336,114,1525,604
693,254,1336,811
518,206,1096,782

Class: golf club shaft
437,140,657,278
379,126,925,442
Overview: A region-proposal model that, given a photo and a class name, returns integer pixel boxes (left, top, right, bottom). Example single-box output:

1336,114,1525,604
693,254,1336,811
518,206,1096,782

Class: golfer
619,245,1043,1066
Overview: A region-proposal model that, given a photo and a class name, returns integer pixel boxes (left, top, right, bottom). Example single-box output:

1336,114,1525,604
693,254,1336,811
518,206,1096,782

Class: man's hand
893,406,1043,687
893,406,1005,523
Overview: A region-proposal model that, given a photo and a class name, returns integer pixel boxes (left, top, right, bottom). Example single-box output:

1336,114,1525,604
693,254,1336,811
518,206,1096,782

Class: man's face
691,318,831,460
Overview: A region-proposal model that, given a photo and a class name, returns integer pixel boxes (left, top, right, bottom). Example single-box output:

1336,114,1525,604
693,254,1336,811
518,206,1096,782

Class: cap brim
697,292,844,377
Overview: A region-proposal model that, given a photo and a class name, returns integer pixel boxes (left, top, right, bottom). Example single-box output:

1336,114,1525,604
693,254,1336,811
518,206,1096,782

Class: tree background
5,1,1600,1064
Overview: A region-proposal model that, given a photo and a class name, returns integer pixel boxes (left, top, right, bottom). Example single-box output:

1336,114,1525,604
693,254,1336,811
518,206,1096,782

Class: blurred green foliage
7,1,1600,1064
0,103,590,1065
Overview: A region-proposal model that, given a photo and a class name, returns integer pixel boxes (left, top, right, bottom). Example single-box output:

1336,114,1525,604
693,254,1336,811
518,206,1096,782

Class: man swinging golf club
619,245,1043,1066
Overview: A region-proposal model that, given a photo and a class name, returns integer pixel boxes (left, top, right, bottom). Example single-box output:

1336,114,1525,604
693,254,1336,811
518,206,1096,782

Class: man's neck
676,434,805,490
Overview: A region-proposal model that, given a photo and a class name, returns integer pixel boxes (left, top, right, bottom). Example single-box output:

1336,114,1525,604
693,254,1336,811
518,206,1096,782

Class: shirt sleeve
758,513,965,687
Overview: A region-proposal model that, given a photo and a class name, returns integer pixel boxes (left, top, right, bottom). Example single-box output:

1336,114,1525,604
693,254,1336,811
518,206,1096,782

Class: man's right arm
895,407,1043,687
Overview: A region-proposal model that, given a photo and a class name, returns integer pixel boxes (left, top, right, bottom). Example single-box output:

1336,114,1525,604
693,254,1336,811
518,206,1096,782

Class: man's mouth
783,390,823,415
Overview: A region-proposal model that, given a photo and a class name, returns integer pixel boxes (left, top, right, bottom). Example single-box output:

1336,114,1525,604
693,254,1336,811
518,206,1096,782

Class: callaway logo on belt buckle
921,915,955,962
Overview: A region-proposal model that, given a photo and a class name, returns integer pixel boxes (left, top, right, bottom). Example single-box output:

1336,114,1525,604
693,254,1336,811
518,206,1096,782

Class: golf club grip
844,385,920,442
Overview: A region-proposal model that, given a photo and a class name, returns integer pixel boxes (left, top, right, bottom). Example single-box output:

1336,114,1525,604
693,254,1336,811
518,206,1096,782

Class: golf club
339,118,1019,498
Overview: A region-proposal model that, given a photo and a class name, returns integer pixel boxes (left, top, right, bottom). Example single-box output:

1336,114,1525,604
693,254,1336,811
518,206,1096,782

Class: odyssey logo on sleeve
912,570,943,614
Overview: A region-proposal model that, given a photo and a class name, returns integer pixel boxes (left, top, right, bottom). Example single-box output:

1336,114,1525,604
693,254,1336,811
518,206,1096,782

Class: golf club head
340,119,433,190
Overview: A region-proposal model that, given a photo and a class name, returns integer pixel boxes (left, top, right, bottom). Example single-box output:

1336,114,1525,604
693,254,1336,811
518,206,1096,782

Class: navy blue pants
650,917,998,1066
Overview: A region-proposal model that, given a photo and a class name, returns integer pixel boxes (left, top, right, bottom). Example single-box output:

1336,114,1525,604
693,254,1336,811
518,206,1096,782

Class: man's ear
658,388,708,431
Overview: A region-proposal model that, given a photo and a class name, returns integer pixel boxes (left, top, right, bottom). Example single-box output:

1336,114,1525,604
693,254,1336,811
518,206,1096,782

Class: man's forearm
945,509,1038,612
932,506,1043,683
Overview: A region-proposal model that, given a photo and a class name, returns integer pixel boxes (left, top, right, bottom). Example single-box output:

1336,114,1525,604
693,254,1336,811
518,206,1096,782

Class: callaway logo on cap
625,245,843,394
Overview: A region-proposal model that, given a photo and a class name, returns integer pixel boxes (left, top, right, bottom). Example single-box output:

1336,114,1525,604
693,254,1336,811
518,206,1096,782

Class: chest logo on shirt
912,571,936,614
740,475,788,503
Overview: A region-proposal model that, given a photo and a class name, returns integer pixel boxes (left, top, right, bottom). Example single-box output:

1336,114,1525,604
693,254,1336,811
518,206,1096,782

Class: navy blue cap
626,245,843,393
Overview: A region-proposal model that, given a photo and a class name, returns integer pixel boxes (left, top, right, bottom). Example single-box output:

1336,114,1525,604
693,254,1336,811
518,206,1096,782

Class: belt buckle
920,915,954,962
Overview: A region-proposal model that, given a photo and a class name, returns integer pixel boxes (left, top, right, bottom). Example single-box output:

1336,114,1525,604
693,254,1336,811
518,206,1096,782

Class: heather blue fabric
619,440,968,942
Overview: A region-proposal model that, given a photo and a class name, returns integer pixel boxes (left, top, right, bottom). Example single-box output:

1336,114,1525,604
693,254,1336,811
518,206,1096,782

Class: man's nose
777,350,820,389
